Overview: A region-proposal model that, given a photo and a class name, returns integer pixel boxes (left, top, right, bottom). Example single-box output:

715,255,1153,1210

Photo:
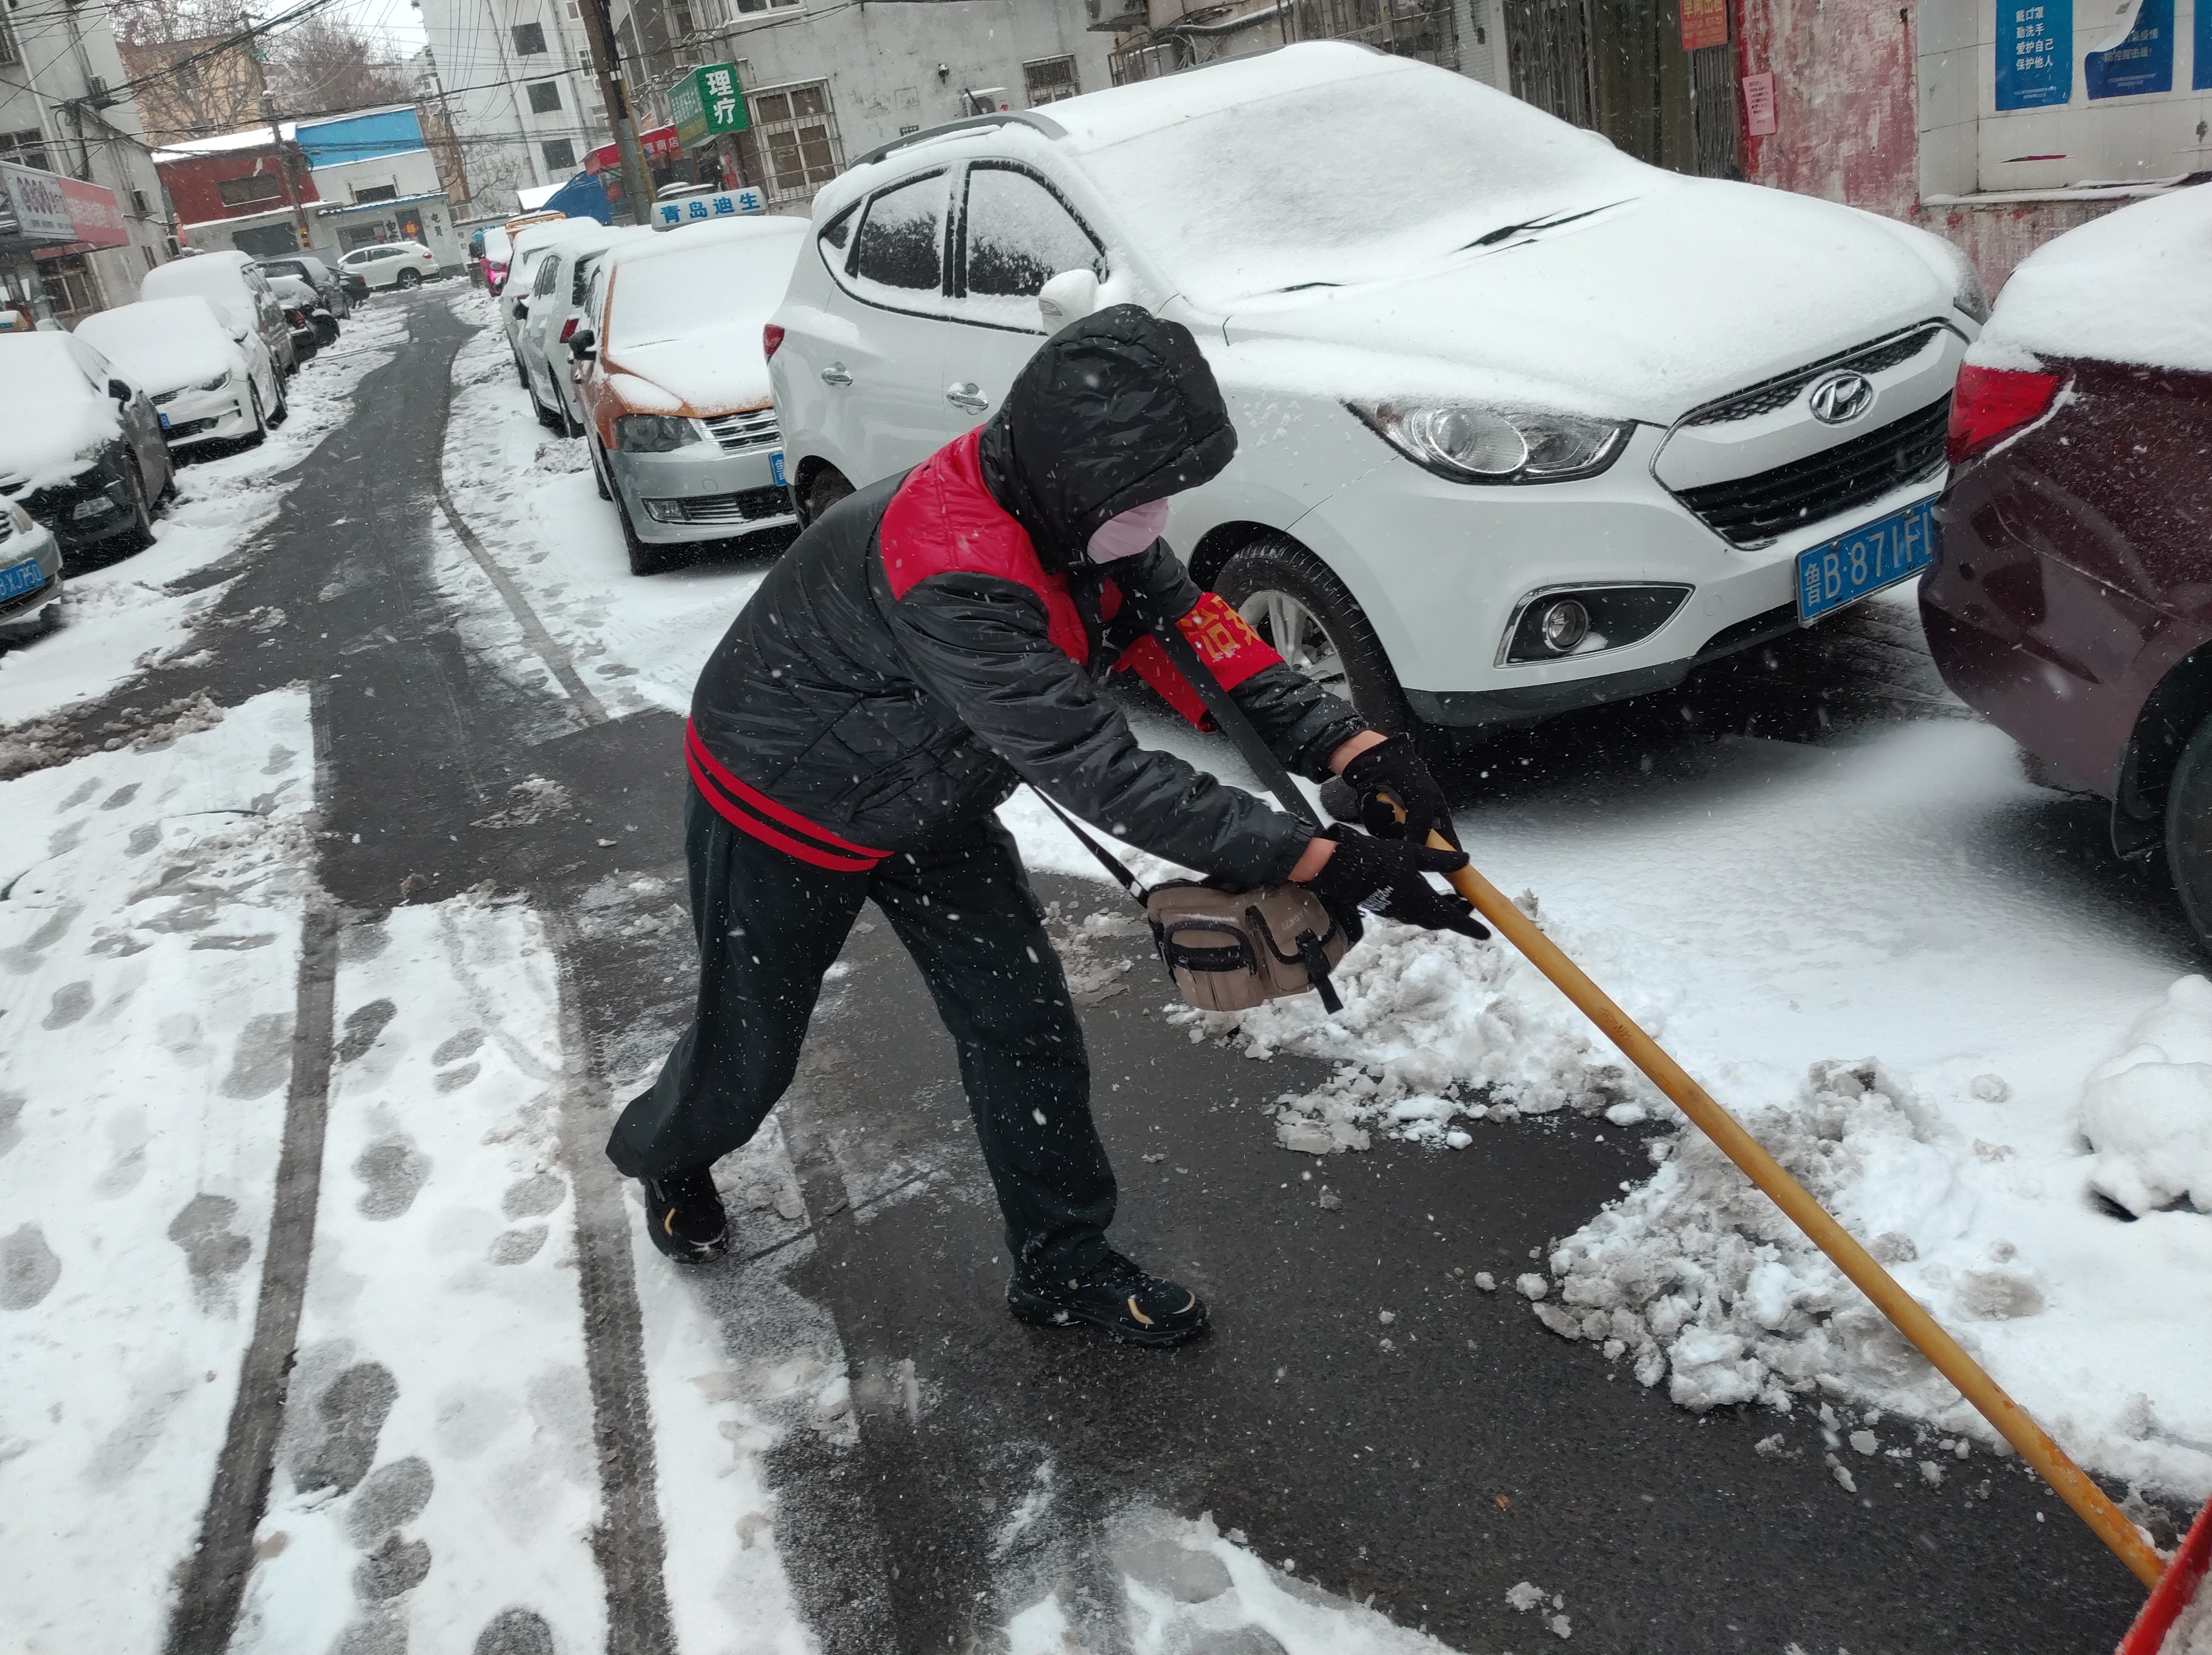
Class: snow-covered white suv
769,44,1985,749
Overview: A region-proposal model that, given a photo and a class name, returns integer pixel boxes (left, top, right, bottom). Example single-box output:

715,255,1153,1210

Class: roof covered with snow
1970,183,2212,375
74,296,240,396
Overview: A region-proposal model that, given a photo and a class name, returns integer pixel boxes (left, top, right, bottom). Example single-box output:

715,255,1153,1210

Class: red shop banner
583,125,680,175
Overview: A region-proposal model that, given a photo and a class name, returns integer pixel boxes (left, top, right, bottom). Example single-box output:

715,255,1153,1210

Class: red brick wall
157,147,319,228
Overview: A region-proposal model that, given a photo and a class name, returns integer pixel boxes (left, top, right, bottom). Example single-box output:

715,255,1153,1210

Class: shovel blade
2117,1491,2212,1653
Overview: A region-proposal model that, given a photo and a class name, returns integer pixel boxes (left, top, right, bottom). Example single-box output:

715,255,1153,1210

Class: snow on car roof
74,297,238,395
1970,183,2212,375
602,217,808,413
0,334,118,489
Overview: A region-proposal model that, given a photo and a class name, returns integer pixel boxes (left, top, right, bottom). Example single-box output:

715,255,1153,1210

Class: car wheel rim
1236,588,1347,695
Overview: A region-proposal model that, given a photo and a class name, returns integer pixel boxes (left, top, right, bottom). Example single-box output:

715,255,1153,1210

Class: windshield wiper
1272,280,1341,294
1459,200,1629,253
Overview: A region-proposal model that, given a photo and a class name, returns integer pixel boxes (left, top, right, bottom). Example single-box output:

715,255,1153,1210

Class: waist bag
1034,576,1349,1015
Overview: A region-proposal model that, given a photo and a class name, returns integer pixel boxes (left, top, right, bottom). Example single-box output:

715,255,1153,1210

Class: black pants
606,786,1116,1276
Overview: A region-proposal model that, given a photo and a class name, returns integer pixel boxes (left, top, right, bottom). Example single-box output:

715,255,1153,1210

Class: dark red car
1920,185,2212,948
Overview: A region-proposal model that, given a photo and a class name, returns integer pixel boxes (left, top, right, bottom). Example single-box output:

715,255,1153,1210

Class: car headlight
1349,400,1634,484
616,414,702,454
1927,237,1989,324
198,371,231,392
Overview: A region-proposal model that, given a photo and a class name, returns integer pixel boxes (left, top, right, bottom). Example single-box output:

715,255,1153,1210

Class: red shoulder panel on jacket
879,429,1090,664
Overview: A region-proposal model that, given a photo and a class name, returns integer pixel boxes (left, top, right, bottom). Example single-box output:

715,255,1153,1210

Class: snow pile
0,691,315,1651
1970,184,2212,375
2080,976,2212,1219
1164,902,1657,1156
75,296,239,394
1530,1000,2212,1498
2165,1583,2212,1655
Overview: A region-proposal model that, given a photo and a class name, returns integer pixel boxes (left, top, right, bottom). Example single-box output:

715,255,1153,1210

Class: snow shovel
1416,828,2176,1596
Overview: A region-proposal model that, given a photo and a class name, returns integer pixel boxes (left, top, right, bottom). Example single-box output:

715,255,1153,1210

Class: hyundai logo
1807,370,1876,425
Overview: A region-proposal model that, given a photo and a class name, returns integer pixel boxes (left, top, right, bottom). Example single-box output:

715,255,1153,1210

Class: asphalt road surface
24,288,2172,1654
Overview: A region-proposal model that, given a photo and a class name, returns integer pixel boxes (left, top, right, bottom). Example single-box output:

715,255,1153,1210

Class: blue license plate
770,451,786,488
157,411,171,431
0,555,46,602
1796,497,1936,622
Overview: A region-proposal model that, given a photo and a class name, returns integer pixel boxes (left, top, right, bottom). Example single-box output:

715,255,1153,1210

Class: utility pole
248,18,312,249
417,47,472,204
573,0,652,226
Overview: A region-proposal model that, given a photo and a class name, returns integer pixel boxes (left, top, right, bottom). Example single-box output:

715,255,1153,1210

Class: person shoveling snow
607,306,1481,1345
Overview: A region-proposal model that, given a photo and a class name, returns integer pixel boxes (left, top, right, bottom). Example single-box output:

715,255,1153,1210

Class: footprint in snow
345,1456,434,1546
354,1134,431,1220
0,1223,61,1310
475,1607,556,1655
295,1360,397,1496
41,980,92,1031
336,998,398,1064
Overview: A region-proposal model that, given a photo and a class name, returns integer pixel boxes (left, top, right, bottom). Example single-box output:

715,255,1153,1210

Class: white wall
313,149,447,205
418,0,608,210
1921,0,2212,198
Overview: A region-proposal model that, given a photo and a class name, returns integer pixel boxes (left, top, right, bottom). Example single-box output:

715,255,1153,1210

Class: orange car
569,215,808,573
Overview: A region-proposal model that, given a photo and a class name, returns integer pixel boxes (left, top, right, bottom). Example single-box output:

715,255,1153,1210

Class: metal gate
1503,0,1595,130
1688,42,1741,178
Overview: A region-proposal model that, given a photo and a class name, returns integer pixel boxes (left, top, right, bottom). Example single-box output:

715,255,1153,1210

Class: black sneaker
641,1166,730,1262
1007,1250,1209,1347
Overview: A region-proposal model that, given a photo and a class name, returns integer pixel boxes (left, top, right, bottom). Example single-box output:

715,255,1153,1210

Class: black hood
979,304,1238,575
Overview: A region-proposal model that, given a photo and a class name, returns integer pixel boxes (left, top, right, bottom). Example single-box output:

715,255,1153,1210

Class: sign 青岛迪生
653,187,766,229
670,64,750,149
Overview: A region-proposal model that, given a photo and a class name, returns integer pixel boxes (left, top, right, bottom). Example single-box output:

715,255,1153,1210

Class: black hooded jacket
684,305,1366,884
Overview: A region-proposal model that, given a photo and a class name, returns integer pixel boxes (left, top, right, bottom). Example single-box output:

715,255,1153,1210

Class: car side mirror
568,328,596,362
108,378,131,402
514,300,529,318
1037,267,1099,329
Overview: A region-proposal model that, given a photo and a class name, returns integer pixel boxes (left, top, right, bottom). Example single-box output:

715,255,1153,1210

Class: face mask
1086,498,1170,564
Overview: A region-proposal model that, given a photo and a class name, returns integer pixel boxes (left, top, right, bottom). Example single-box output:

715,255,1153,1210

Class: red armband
1112,590,1282,731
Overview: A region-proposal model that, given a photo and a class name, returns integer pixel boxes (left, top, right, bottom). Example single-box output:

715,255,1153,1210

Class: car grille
650,486,791,526
1684,324,1945,427
167,418,221,440
701,408,780,454
1673,396,1949,548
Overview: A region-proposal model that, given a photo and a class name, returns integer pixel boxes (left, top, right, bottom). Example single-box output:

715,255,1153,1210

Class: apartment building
0,0,171,318
415,0,611,215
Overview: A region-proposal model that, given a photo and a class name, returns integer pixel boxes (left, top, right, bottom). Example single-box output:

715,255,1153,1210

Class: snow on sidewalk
0,690,315,1653
0,305,407,737
229,896,608,1655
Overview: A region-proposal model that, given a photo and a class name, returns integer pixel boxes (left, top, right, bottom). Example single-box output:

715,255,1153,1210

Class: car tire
1212,536,1441,760
120,458,156,552
396,270,421,291
802,465,853,527
2166,714,2212,954
604,449,667,576
246,382,269,447
269,375,290,427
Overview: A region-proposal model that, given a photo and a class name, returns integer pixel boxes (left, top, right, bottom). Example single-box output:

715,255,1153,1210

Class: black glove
1341,735,1458,848
1300,827,1489,941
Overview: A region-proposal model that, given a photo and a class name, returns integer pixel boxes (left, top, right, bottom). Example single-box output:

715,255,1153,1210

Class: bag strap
1133,563,1323,831
1029,785,1149,905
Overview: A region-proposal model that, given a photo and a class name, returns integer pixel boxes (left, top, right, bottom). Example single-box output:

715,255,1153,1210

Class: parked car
141,249,297,375
515,226,640,434
571,216,807,573
771,44,1984,754
501,218,611,374
0,497,64,638
267,273,329,356
0,332,174,558
1920,184,2212,948
257,252,350,319
339,240,438,291
338,267,370,304
75,295,285,453
481,212,565,295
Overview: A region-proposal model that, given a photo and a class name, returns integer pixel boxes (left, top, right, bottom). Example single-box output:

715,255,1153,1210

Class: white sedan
75,295,285,452
339,241,439,291
769,44,1984,752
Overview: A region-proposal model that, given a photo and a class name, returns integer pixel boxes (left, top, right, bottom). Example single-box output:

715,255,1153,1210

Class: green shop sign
670,64,749,148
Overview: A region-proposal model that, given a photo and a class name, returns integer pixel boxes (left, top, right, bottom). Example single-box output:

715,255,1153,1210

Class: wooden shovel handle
1432,832,2165,1589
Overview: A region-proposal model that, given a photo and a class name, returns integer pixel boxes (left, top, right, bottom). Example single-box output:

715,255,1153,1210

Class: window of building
41,253,98,320
513,21,548,53
543,138,578,171
218,173,285,207
0,15,18,65
1022,55,1080,105
734,81,843,202
527,79,563,113
2,128,51,170
732,0,802,18
851,171,945,291
962,166,1101,300
353,183,398,202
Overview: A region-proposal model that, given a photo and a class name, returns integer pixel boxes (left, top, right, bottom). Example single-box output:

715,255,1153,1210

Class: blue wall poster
2196,0,2212,88
1995,0,2073,108
2086,0,2175,98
